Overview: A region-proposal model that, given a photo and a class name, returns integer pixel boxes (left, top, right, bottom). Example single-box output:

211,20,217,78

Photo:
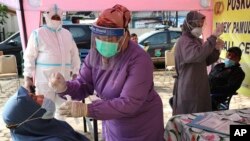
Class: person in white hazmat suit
23,4,81,119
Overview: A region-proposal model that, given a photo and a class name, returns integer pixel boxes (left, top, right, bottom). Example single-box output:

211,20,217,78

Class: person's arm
87,54,154,120
180,35,217,64
206,38,224,66
23,30,39,91
181,23,223,64
211,68,245,94
70,36,81,76
60,54,94,100
23,30,39,78
206,48,220,66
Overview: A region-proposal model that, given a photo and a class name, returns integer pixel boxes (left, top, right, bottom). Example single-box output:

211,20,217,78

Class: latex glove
48,72,67,93
59,101,88,117
215,38,225,50
212,23,224,38
24,77,33,92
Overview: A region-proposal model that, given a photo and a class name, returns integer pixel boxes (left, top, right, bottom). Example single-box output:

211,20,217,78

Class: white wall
0,12,19,39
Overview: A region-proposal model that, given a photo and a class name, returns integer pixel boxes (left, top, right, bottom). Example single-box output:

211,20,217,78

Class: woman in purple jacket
49,4,164,141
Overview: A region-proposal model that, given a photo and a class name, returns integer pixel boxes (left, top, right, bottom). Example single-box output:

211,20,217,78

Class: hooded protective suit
23,5,80,115
2,86,89,141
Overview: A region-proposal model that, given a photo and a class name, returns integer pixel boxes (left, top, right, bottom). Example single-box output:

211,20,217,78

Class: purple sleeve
180,35,217,63
87,54,154,120
206,49,220,66
59,55,94,100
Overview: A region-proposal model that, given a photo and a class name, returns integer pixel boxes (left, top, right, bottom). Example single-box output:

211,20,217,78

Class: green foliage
0,4,8,25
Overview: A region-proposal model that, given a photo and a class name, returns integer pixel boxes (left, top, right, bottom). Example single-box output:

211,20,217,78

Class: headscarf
182,11,206,32
96,4,131,51
2,86,89,141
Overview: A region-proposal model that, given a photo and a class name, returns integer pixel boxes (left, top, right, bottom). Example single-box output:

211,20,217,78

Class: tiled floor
0,70,250,141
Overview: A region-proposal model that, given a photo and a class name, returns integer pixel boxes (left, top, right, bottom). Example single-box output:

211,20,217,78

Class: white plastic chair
0,55,20,92
164,51,176,83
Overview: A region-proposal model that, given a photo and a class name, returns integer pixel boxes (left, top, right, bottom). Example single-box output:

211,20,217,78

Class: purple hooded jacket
61,41,164,141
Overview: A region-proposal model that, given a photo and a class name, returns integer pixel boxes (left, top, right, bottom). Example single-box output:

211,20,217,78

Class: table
164,108,250,141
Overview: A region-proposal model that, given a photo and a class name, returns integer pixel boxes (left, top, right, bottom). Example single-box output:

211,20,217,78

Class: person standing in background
23,4,81,119
173,11,224,115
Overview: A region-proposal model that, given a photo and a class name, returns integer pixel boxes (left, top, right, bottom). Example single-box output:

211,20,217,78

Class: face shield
90,24,126,57
88,24,126,70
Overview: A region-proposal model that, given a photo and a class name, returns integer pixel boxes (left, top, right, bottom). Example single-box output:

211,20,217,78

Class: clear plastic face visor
90,25,125,51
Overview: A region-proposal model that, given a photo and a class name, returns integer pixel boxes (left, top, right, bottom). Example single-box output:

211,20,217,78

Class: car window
8,34,21,45
170,31,181,43
64,25,91,43
67,27,86,39
145,32,167,45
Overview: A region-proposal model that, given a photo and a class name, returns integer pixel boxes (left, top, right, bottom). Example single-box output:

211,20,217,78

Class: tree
0,4,8,25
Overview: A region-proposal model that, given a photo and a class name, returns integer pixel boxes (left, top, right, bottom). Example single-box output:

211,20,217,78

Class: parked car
138,27,182,64
0,24,91,75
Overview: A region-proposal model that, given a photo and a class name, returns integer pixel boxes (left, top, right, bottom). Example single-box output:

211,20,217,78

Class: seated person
209,47,245,110
2,86,90,141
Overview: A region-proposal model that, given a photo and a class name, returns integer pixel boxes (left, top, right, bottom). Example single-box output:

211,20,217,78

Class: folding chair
82,99,98,141
0,55,20,92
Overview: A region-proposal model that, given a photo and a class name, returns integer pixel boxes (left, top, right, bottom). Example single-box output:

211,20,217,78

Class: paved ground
1,70,250,141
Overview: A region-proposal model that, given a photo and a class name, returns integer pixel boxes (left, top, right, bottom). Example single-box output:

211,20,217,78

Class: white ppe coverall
23,26,81,111
23,5,81,119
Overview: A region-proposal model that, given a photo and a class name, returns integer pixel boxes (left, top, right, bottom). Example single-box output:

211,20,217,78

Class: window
146,32,167,45
170,31,181,43
8,34,21,46
13,35,21,45
68,27,86,39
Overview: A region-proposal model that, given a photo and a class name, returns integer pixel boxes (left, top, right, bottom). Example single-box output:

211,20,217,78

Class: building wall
0,12,18,41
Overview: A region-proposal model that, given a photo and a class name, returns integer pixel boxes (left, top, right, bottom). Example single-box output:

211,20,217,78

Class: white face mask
185,20,203,38
50,20,62,30
191,27,203,38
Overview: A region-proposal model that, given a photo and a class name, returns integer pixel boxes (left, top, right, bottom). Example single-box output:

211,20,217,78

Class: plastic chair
79,49,89,63
164,51,176,82
212,93,238,111
169,93,237,111
0,55,20,92
82,99,98,141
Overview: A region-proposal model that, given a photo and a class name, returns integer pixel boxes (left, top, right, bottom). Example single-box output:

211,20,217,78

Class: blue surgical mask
41,98,56,119
224,58,235,68
95,38,118,58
